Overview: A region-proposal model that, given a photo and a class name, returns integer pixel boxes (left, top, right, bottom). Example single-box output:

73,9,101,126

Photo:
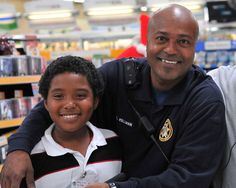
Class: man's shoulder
189,66,223,102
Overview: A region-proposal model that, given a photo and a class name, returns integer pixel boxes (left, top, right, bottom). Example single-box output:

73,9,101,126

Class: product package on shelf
0,56,13,77
13,96,41,119
0,99,14,120
195,50,236,70
12,55,28,76
13,98,29,118
0,96,41,120
13,55,43,76
0,55,43,77
28,56,42,75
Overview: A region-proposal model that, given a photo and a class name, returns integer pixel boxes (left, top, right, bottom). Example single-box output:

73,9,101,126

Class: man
0,4,226,188
208,65,236,188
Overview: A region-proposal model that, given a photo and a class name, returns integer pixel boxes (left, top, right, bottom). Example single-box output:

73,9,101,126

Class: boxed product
195,51,206,69
205,51,218,69
28,56,42,75
217,51,229,66
12,55,29,76
0,99,14,120
0,56,13,77
13,98,30,118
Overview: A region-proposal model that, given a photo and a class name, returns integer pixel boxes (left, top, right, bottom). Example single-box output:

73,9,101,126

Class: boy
26,56,122,187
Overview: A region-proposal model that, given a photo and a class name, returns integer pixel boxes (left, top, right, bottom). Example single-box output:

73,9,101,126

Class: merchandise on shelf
0,56,13,77
0,99,14,120
195,40,236,70
0,96,41,121
0,55,42,77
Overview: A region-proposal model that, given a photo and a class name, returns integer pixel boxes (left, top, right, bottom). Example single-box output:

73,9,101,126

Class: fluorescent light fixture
27,10,73,20
84,0,136,17
24,1,77,20
87,9,134,16
86,6,135,16
28,13,72,20
147,0,204,12
64,0,84,3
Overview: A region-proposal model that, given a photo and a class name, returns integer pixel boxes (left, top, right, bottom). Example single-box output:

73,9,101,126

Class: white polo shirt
31,122,122,188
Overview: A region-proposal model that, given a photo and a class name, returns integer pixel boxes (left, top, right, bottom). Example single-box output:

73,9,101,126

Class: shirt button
72,180,76,186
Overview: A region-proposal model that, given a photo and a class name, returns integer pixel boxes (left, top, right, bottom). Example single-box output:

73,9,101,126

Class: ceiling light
84,0,136,17
27,10,73,20
147,0,204,12
64,0,84,3
28,13,72,20
87,7,135,16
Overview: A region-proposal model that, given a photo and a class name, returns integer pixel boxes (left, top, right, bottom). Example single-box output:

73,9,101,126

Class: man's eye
156,36,167,42
178,39,191,46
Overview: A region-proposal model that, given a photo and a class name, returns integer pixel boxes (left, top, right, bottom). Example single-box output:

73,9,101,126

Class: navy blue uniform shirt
9,58,226,188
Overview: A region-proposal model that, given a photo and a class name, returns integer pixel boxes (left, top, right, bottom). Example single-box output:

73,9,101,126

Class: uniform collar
129,61,204,106
41,122,107,157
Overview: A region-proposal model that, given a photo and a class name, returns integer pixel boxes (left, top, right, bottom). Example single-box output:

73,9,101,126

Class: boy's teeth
62,114,78,120
162,59,177,64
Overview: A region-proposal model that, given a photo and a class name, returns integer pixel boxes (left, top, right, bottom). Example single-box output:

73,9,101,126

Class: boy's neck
52,125,93,156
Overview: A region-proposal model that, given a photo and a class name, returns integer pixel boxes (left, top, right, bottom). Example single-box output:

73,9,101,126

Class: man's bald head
148,4,199,40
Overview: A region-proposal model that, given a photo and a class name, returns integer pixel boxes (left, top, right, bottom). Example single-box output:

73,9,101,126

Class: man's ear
93,98,99,110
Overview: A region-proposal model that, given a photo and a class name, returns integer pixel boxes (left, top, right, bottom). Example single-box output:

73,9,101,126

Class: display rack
195,40,236,70
0,117,24,129
0,75,41,85
0,75,41,129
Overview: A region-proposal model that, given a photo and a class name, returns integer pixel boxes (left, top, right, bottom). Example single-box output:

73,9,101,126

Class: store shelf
0,75,41,85
196,40,236,52
38,30,139,42
0,117,24,129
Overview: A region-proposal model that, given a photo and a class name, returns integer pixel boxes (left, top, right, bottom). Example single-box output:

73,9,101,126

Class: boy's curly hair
39,56,104,100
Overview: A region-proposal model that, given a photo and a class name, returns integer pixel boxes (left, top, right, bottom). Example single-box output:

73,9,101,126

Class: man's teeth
161,59,178,64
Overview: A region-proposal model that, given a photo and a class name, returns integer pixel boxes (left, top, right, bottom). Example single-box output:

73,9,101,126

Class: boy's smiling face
44,72,98,135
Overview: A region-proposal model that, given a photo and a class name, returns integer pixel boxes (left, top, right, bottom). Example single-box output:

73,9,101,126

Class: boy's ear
44,100,48,111
93,98,99,110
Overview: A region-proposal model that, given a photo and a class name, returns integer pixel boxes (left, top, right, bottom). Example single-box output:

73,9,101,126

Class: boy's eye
53,94,63,99
76,93,87,99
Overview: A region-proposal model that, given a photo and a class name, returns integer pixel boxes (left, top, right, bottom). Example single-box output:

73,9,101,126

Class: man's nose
163,41,178,55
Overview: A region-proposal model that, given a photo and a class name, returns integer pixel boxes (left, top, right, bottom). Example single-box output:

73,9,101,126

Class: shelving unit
0,117,24,129
0,75,41,129
0,75,41,85
195,40,236,70
0,74,41,166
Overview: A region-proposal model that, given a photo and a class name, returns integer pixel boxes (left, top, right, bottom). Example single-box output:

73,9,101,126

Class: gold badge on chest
159,118,173,142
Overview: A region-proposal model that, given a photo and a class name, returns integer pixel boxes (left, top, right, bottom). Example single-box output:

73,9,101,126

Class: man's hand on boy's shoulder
0,150,35,188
